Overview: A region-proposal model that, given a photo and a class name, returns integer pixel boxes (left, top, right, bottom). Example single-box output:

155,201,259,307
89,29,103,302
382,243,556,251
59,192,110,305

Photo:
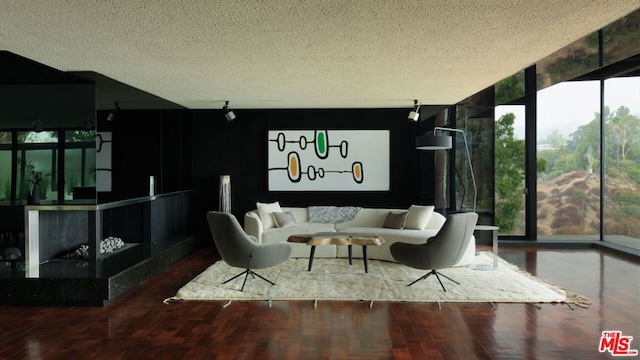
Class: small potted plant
19,159,51,205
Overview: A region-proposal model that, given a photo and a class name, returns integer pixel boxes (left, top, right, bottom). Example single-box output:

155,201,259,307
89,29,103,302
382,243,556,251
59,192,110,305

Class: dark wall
190,108,427,231
97,109,191,203
1,51,95,129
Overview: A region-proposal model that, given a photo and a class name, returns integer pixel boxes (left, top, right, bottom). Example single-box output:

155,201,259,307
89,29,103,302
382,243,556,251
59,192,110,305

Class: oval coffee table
287,232,385,273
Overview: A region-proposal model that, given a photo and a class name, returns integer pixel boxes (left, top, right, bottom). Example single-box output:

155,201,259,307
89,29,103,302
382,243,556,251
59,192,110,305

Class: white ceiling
1,1,638,109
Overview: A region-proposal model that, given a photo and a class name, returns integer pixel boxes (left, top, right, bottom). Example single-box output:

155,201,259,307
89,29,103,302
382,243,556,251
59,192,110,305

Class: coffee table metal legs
363,246,369,273
307,244,370,273
308,246,316,271
348,245,370,272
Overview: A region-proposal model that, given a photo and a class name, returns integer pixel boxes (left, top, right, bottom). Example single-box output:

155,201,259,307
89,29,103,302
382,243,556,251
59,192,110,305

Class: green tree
542,129,566,150
608,105,640,166
568,114,601,173
495,113,525,232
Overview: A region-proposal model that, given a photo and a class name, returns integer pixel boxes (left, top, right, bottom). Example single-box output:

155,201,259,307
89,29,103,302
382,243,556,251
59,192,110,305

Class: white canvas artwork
267,130,390,191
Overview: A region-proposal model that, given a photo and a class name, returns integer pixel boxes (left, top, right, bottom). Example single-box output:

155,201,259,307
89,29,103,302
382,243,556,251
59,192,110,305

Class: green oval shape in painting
315,131,328,158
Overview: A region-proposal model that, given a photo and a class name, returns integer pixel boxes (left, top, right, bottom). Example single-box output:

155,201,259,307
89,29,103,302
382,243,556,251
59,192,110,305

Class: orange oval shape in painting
352,162,363,183
288,152,301,182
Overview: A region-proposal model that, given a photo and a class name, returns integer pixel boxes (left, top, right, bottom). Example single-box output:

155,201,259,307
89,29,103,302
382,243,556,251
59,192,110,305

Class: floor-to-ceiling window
495,105,526,236
603,76,640,250
536,81,602,240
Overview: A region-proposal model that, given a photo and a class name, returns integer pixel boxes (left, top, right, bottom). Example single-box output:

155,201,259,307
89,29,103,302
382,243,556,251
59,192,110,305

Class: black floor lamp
416,127,477,212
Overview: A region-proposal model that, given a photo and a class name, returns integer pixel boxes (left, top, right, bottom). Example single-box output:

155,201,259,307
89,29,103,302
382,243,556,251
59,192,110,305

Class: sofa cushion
335,208,393,229
273,211,298,228
257,201,282,229
383,211,408,229
404,205,435,230
308,206,361,223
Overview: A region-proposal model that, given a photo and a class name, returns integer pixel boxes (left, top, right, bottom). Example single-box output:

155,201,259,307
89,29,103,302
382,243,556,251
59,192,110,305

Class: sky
495,77,640,140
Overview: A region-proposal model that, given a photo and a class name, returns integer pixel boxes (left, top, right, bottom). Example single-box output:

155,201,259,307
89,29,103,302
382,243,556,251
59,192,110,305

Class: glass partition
65,130,96,200
0,132,10,201
16,132,57,202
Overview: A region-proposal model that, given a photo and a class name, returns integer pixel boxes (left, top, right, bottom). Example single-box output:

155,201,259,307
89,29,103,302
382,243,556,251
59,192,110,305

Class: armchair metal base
222,268,276,292
407,269,460,292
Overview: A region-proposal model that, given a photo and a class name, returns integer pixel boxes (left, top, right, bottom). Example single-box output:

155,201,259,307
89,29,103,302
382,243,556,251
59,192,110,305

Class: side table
472,225,499,270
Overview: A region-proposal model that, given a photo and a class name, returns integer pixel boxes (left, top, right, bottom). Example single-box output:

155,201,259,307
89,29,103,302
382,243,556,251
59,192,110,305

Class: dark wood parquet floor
0,246,638,360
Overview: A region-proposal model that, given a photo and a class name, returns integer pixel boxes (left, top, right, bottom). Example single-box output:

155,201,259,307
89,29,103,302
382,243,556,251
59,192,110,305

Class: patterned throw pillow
256,201,282,229
272,212,298,228
308,206,362,223
383,211,408,229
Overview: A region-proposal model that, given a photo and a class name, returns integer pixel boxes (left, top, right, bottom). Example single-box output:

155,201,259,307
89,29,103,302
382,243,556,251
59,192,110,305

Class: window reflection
536,35,600,91
603,9,640,66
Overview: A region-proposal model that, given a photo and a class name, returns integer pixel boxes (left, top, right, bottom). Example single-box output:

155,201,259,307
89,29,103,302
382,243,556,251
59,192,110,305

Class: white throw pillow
256,201,282,229
404,205,435,230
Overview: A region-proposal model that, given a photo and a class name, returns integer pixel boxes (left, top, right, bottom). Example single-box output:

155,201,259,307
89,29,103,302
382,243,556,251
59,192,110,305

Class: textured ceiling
0,1,638,109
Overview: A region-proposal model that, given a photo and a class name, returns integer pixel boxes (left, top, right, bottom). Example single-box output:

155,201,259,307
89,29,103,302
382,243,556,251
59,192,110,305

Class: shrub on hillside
613,188,640,205
548,197,561,206
552,205,580,228
538,211,548,220
572,180,588,190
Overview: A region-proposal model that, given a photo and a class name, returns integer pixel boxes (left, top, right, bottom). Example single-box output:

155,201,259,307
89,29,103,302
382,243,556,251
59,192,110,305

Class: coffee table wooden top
287,232,385,247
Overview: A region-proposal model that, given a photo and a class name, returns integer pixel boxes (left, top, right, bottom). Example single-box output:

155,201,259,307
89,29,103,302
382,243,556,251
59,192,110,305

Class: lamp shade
225,110,236,121
415,134,452,150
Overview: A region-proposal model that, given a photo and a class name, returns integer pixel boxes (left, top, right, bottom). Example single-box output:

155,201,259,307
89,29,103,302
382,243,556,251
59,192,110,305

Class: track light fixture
408,99,421,121
223,101,236,121
107,101,120,121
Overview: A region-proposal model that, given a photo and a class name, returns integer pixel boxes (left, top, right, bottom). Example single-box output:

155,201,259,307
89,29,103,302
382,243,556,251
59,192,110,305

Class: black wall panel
190,108,428,233
102,107,434,237
97,109,191,203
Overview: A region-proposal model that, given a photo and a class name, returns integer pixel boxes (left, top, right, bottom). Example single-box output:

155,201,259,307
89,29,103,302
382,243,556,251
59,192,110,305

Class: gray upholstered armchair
390,212,478,291
207,211,292,291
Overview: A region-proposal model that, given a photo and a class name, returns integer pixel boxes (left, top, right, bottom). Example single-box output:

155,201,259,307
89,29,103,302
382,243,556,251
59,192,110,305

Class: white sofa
244,206,475,267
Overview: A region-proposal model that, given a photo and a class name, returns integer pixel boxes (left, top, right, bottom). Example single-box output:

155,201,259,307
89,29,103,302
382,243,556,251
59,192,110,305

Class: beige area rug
166,252,590,307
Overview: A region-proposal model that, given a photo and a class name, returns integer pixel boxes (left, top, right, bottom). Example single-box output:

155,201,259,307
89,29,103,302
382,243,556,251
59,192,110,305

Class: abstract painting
267,130,389,191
